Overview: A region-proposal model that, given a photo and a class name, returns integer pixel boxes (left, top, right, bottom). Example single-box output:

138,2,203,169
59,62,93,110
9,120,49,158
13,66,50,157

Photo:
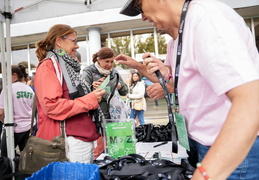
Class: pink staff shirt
164,0,259,145
0,82,34,133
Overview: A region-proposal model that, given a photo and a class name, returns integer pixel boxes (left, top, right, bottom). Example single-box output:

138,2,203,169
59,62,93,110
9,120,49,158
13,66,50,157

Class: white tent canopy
4,0,95,24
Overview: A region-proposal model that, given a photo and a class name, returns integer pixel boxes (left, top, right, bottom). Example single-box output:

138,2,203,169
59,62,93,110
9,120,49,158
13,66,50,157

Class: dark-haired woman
128,72,146,126
82,47,128,159
82,47,128,119
0,64,35,157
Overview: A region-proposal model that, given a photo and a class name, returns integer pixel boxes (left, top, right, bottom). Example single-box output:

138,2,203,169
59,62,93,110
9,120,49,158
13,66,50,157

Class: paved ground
144,98,169,125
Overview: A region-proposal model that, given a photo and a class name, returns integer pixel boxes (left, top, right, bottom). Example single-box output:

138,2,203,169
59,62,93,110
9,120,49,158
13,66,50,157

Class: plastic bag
109,90,130,119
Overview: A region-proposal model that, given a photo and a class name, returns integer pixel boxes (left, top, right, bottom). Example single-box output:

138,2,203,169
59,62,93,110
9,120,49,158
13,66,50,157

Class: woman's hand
92,77,105,89
116,83,122,90
143,53,169,79
93,88,106,103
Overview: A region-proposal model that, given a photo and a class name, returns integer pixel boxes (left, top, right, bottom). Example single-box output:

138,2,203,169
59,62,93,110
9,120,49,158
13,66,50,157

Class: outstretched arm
115,53,171,84
192,80,259,180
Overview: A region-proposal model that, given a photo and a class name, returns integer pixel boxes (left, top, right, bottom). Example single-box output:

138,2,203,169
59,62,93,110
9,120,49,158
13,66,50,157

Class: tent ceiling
11,18,151,46
235,5,259,18
4,2,259,47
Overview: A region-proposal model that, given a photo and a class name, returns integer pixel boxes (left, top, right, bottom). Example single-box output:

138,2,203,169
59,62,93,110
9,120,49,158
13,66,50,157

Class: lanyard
155,0,191,153
174,0,191,106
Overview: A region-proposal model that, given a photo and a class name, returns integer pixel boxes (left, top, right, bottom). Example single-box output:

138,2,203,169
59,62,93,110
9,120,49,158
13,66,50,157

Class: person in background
82,47,128,159
34,24,105,163
82,47,128,119
117,0,259,179
127,72,146,126
0,64,35,157
26,76,35,92
125,72,133,89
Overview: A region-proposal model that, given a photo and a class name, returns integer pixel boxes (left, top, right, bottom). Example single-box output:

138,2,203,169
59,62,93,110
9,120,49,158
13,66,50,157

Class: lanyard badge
171,0,192,151
171,93,190,151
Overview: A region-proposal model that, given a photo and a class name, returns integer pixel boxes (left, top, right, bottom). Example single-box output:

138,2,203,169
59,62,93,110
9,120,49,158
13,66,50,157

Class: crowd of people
0,0,259,179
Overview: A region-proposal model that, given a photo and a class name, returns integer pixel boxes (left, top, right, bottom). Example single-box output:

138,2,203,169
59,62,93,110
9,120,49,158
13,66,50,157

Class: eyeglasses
134,0,143,13
63,36,78,45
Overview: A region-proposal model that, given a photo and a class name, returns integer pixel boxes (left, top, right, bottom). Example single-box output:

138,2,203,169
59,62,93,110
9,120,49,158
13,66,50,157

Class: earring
56,48,66,56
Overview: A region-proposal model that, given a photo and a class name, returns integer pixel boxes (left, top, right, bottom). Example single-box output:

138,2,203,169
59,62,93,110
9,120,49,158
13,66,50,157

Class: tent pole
4,0,16,176
0,15,10,146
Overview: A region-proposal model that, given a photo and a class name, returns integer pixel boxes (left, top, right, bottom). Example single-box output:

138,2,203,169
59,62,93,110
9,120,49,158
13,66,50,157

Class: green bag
105,119,136,159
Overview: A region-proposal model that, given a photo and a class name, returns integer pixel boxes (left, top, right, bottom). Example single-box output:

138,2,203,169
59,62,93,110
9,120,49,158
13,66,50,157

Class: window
29,47,38,75
110,31,131,57
133,29,154,62
12,49,28,65
158,34,172,61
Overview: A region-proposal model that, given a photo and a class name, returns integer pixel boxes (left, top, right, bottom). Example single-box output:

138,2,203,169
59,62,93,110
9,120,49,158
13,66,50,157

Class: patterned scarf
95,61,112,76
46,50,104,134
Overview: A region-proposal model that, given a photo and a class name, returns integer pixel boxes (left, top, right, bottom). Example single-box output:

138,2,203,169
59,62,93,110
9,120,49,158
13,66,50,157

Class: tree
110,36,131,69
110,36,131,56
108,33,168,69
135,34,167,54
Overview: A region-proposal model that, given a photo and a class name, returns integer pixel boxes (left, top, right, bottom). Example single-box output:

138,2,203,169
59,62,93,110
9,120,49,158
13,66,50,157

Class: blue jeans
130,109,145,125
189,137,259,180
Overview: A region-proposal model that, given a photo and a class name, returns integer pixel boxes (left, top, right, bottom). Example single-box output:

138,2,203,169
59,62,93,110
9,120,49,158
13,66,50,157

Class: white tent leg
4,0,16,177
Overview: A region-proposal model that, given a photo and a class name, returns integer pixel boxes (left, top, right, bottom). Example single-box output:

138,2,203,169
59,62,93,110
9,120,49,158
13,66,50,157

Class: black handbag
18,95,68,175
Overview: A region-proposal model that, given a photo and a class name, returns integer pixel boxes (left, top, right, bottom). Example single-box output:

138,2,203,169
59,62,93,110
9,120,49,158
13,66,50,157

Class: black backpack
0,156,12,180
0,156,29,180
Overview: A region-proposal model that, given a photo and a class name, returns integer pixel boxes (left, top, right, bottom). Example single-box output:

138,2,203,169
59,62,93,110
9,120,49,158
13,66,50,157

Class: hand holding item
147,83,174,100
142,52,170,79
93,88,106,103
116,82,122,90
92,77,105,89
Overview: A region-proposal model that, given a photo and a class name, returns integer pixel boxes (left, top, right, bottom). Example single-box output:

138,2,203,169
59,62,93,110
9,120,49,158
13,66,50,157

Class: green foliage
108,33,168,69
157,34,167,54
135,34,167,54
111,36,131,57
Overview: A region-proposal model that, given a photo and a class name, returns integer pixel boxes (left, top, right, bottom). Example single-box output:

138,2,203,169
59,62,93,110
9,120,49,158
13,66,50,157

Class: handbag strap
29,94,37,136
107,73,120,107
155,70,178,153
29,94,65,137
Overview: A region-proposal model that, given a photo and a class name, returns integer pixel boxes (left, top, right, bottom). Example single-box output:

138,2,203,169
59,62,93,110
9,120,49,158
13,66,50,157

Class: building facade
2,0,259,76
